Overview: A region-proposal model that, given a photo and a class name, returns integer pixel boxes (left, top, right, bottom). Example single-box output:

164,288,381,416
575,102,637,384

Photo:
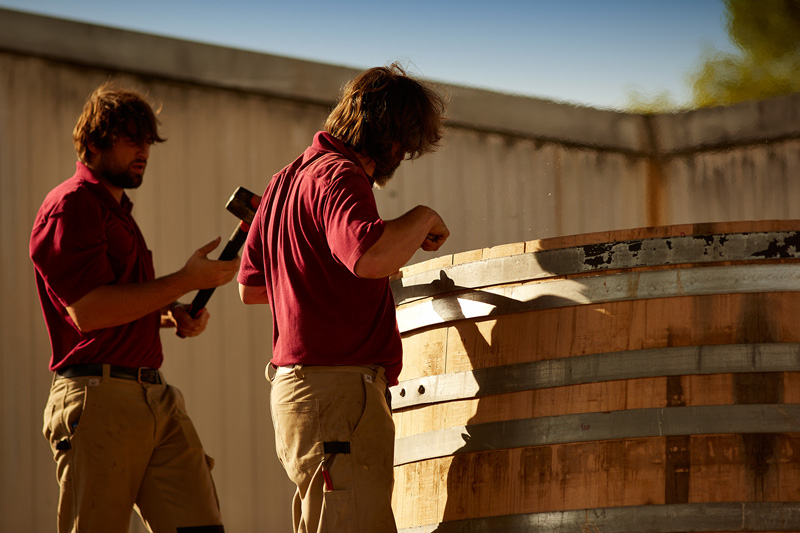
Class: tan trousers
43,367,223,532
268,364,397,533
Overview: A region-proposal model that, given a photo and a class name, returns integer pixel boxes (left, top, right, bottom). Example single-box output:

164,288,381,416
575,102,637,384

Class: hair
324,63,447,165
73,81,166,164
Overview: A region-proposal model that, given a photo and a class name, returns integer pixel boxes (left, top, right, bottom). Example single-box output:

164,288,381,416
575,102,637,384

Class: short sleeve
238,197,267,286
322,174,385,273
29,189,116,306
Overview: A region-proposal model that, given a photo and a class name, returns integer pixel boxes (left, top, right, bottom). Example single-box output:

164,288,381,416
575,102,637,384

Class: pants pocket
43,380,91,454
272,400,324,481
323,489,358,533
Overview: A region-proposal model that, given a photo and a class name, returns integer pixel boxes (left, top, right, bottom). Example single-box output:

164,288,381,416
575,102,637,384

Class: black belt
56,364,162,384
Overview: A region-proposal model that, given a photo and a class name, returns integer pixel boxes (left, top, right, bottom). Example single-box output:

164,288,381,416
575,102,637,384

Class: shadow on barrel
422,270,582,531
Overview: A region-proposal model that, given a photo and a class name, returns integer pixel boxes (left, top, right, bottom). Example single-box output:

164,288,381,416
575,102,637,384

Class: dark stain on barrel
734,373,782,405
581,239,647,270
735,293,778,345
443,453,469,519
696,235,716,247
665,376,690,504
742,433,778,501
731,287,783,501
733,365,782,502
519,446,551,503
752,232,800,259
583,242,614,269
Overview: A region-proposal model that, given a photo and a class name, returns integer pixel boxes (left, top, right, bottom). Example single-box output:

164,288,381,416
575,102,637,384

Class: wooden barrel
389,221,800,533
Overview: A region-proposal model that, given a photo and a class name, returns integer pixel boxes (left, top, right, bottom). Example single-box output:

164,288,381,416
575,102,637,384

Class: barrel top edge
398,220,800,280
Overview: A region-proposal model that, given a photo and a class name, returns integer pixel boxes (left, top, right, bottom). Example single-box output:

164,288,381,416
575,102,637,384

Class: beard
100,162,145,189
372,157,402,189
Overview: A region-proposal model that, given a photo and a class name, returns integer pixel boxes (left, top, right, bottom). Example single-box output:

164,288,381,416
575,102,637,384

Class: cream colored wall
384,130,649,261
2,8,800,533
660,139,800,225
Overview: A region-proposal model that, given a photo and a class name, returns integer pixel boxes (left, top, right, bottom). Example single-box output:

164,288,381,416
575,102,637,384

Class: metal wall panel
663,140,800,225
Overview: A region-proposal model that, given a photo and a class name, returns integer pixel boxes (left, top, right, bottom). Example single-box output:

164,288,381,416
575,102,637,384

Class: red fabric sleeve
238,196,267,287
322,175,385,274
30,188,116,306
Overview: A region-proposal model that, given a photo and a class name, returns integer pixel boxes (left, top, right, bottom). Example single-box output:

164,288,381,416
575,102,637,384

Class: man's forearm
355,205,448,279
67,237,239,332
67,272,193,332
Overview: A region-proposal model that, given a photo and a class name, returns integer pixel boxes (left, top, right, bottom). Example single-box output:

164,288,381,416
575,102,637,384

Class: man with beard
29,82,238,532
237,64,448,532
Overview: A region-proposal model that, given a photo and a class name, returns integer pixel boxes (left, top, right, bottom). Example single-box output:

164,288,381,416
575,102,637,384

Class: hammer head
225,186,261,225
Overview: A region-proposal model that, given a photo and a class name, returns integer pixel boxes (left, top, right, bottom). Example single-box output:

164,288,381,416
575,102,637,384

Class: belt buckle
137,367,159,384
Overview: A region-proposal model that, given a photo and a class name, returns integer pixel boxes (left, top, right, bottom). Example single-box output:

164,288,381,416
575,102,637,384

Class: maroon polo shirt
238,132,403,384
30,162,162,371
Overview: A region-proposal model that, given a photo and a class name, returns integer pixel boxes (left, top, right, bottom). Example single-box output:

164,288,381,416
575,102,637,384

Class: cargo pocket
43,380,92,456
272,400,324,482
323,489,357,533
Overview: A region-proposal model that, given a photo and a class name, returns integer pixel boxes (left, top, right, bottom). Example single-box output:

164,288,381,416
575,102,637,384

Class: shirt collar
311,131,375,186
74,161,134,213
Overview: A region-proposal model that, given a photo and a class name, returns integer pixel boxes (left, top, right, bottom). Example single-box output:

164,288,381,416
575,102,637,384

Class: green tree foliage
689,0,800,107
625,86,680,114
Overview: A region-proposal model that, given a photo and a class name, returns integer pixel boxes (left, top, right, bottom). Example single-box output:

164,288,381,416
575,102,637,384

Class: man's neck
356,153,375,177
86,163,124,203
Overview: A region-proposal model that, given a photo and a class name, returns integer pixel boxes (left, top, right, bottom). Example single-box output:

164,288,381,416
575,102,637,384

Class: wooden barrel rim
396,502,800,533
389,342,800,410
392,229,800,307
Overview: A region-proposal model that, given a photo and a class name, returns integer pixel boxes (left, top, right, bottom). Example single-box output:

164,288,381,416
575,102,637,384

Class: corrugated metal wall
2,8,800,533
661,140,800,224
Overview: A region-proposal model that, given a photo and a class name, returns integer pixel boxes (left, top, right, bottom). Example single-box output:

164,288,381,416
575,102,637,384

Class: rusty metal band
389,343,800,410
393,403,800,466
392,231,800,306
396,502,800,533
395,263,800,334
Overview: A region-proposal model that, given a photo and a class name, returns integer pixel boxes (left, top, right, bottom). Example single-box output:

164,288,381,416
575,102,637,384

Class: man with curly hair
238,64,449,532
30,82,238,532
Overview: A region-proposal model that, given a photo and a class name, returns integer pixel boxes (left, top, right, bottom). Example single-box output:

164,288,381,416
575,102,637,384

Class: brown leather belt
56,363,162,384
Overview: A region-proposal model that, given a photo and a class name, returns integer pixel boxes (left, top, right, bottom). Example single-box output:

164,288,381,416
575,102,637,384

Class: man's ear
85,141,102,165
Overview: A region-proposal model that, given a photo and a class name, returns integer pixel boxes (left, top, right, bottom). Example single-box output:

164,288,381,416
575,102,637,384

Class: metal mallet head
225,186,260,226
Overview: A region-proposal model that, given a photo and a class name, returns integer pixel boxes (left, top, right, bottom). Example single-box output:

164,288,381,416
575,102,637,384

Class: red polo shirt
30,162,162,371
238,132,403,384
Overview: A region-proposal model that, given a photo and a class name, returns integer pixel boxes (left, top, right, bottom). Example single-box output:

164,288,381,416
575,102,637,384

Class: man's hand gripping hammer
187,187,261,318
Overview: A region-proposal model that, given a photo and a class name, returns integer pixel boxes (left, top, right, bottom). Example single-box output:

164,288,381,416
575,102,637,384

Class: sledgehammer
187,186,261,318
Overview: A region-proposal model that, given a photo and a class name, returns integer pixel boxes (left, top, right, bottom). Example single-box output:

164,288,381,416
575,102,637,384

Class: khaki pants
43,367,223,532
269,364,397,533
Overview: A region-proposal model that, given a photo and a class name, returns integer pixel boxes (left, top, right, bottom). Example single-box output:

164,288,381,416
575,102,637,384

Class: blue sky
0,0,733,110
